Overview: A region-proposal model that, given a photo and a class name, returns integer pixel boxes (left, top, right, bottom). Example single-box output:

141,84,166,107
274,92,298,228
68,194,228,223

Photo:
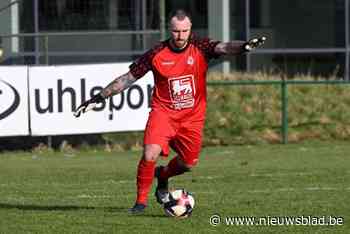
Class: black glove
243,36,266,52
74,93,105,117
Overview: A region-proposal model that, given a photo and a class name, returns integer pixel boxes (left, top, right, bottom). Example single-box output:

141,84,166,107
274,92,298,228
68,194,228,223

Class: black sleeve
191,36,222,61
129,43,165,79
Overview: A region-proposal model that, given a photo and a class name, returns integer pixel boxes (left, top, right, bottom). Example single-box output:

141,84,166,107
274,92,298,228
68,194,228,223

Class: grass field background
0,141,349,233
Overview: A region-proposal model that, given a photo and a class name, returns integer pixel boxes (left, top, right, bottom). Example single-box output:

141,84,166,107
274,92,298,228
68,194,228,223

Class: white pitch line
192,186,350,195
247,187,349,194
3,186,350,202
248,172,315,177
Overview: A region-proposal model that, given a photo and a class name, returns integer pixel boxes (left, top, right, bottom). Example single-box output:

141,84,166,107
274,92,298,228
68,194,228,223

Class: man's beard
174,39,188,49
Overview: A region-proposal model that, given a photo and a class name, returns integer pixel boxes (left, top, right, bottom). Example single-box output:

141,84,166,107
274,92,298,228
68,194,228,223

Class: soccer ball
163,189,195,218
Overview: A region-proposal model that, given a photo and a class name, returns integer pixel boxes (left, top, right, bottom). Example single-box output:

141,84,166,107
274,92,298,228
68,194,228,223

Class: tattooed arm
74,71,137,117
100,71,137,98
214,37,266,55
214,41,246,55
74,42,156,117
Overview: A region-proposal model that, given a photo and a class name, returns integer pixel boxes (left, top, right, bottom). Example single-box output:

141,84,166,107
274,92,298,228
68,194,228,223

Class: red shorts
143,108,205,166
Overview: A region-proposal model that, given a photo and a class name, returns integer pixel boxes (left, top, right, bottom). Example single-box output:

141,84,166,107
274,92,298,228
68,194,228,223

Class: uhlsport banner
0,66,29,137
29,63,154,136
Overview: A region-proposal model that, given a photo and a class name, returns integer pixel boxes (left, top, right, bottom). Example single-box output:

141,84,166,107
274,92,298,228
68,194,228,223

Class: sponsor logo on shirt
168,75,195,110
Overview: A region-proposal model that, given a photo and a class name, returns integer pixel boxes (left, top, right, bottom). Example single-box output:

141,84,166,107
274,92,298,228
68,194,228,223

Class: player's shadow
139,214,169,218
104,207,168,218
0,203,168,217
0,203,126,212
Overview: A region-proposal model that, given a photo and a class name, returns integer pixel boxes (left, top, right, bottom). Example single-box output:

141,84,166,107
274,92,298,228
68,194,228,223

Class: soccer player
74,9,266,214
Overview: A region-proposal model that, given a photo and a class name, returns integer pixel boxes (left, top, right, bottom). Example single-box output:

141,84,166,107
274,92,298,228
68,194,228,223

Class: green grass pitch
0,141,349,233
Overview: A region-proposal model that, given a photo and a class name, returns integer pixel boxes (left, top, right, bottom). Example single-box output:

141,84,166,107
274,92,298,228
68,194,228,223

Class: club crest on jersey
168,75,195,110
187,56,194,65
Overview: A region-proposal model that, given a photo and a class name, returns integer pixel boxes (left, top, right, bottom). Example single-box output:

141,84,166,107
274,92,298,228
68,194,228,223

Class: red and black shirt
129,34,243,120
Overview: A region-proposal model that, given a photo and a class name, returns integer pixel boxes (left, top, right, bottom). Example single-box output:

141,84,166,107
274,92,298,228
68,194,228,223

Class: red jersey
129,34,222,121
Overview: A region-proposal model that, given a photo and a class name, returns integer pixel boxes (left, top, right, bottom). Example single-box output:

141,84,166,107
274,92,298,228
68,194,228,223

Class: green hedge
204,72,350,145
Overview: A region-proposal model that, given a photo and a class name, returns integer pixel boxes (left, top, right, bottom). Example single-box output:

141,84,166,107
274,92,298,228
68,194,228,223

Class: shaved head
169,9,192,22
168,9,192,49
